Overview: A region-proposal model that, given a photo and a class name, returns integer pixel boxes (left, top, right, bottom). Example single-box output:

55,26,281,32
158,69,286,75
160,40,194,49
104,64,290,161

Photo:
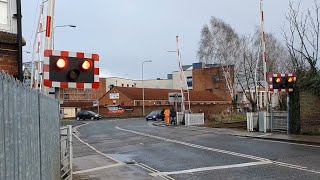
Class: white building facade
0,0,17,33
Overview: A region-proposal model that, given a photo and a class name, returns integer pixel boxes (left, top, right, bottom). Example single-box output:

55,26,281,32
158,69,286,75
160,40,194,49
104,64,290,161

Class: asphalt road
72,118,320,180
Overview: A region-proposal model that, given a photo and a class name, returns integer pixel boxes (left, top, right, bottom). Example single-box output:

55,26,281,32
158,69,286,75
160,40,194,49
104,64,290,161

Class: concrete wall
300,91,320,134
106,77,136,91
62,107,77,118
172,70,192,90
134,79,173,89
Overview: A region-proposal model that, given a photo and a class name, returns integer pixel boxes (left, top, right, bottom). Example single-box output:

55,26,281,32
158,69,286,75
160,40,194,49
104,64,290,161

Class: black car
76,111,102,121
146,110,163,121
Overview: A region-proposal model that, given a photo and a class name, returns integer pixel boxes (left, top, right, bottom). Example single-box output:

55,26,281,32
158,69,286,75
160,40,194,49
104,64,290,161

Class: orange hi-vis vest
164,109,171,117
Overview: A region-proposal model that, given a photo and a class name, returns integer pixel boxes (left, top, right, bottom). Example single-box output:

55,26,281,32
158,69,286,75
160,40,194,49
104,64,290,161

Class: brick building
60,78,106,118
91,86,231,117
0,31,26,77
0,0,24,77
100,86,231,107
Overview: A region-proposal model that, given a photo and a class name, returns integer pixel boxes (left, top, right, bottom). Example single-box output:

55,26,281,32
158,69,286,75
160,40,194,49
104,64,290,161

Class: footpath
152,122,320,146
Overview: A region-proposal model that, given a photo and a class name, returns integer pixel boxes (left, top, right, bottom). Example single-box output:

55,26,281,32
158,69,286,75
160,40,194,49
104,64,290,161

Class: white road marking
150,161,272,176
135,163,175,180
73,122,173,179
180,126,320,148
73,133,123,164
254,138,320,148
116,126,270,162
73,163,123,174
116,126,320,175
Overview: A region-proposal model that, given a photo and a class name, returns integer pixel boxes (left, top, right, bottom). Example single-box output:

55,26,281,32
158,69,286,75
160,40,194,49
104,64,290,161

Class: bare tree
198,17,292,111
282,0,320,73
198,17,240,111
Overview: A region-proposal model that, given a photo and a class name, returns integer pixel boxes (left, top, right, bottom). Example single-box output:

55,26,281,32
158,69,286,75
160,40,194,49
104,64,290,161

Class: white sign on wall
93,100,99,107
110,93,120,99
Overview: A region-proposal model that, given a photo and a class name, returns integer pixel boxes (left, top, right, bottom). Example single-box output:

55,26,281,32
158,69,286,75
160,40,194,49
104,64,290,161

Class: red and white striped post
44,0,56,96
36,0,46,92
260,0,269,111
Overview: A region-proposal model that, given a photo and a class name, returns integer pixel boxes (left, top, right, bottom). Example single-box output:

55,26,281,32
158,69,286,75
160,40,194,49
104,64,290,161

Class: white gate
185,113,205,126
246,112,259,132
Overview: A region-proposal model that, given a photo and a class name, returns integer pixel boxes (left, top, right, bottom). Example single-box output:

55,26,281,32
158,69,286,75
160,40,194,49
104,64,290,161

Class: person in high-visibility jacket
164,108,171,126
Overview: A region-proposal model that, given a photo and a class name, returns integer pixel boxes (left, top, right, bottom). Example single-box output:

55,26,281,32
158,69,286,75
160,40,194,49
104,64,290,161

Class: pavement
71,118,320,180
152,121,320,145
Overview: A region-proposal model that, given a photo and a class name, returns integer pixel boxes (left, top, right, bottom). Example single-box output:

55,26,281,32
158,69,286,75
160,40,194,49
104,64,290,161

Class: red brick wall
300,91,320,134
192,66,233,96
99,88,173,107
0,43,18,76
60,78,107,102
100,88,135,106
94,78,107,100
88,104,231,118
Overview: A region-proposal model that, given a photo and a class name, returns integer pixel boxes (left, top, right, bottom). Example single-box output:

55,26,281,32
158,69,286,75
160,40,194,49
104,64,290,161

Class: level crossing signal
268,74,296,92
43,50,99,89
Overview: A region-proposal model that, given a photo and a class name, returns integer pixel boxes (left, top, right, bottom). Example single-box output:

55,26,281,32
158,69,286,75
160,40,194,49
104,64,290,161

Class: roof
104,87,231,102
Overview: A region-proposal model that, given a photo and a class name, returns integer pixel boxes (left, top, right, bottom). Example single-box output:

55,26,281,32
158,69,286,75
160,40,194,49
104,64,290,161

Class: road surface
72,118,320,180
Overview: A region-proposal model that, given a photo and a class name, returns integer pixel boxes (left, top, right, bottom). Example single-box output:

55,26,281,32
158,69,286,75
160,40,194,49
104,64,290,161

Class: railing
185,113,205,126
60,125,73,180
0,72,60,180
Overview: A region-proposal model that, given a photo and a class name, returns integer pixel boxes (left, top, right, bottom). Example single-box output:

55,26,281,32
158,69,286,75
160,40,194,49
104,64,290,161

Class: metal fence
271,111,288,133
60,126,73,180
0,73,60,180
185,113,205,126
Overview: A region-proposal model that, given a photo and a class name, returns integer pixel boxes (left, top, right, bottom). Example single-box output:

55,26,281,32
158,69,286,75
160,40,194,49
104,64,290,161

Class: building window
127,84,129,87
64,94,69,100
0,0,8,25
122,84,124,87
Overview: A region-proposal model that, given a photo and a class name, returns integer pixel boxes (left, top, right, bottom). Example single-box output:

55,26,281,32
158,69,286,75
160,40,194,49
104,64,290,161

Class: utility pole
16,0,23,81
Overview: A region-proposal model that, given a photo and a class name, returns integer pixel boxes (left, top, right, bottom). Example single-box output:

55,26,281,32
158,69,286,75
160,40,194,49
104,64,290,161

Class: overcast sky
22,0,313,80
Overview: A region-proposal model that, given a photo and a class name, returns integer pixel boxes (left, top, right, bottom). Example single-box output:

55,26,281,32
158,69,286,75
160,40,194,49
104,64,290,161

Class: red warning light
56,58,67,69
81,60,92,71
276,77,282,83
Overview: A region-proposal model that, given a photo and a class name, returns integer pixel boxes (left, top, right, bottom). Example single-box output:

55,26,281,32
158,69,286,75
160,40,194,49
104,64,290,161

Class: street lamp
52,24,76,49
142,60,152,116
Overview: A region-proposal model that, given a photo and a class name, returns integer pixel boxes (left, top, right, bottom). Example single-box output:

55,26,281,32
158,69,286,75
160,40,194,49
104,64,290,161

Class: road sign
169,92,182,103
43,50,100,89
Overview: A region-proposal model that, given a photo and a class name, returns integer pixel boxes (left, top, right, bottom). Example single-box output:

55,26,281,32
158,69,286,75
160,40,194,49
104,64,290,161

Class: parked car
76,111,102,121
146,110,163,121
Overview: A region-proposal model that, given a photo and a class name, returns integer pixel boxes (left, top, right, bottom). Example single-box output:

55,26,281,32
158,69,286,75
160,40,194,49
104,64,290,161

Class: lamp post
52,25,76,49
142,60,152,116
